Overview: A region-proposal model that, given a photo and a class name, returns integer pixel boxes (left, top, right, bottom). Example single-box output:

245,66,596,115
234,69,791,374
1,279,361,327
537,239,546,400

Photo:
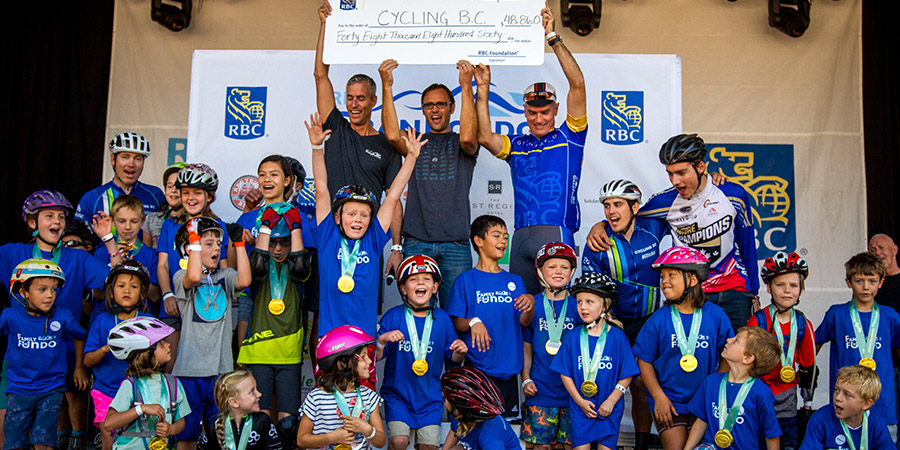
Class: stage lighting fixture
560,0,602,37
152,0,193,32
768,0,810,37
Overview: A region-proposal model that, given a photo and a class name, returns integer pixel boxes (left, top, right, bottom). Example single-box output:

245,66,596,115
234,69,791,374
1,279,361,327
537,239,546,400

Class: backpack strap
114,377,156,439
163,374,179,416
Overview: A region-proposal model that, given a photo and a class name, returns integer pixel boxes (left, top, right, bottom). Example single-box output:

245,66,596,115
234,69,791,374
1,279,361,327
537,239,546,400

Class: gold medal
545,340,561,355
780,365,796,383
338,275,355,293
679,354,698,372
335,445,352,450
412,359,428,376
714,429,733,448
268,298,285,315
148,437,167,450
179,258,188,270
860,357,877,370
580,380,598,397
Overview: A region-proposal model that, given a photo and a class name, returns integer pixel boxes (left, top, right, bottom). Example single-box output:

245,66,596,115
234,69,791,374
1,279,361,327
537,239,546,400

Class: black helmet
659,134,707,165
568,272,617,302
174,218,224,259
283,156,307,185
63,220,100,249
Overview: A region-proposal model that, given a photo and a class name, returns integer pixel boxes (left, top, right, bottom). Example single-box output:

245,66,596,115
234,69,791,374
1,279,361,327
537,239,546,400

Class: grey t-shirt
402,132,477,242
323,107,402,203
172,268,237,377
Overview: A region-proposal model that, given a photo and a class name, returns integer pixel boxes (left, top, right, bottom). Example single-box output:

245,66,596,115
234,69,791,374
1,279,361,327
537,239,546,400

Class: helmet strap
109,301,141,315
771,297,798,314
335,204,352,240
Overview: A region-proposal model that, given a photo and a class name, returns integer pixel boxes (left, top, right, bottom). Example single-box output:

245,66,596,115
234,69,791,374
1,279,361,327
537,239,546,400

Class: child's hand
328,428,354,445
260,208,282,229
156,419,171,437
341,415,371,434
186,217,202,242
449,339,468,355
73,366,90,391
141,404,167,421
378,330,405,346
304,112,332,147
577,397,597,419
164,297,180,317
470,321,491,352
514,293,535,312
652,394,678,428
92,212,113,238
523,380,538,397
242,229,256,246
399,128,427,159
598,395,617,417
282,207,303,231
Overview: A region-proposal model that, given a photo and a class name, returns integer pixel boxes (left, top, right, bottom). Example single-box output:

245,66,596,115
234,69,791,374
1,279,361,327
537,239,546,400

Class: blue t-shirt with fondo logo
378,306,460,428
0,306,86,395
524,293,580,407
632,302,734,414
688,372,782,450
451,416,521,450
85,311,153,397
799,404,896,450
313,215,390,338
446,268,526,379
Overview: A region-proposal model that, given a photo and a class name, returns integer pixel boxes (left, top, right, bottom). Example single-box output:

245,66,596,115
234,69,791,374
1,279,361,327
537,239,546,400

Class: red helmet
761,251,809,284
441,366,505,422
652,246,710,282
535,242,577,269
397,255,441,311
315,325,375,372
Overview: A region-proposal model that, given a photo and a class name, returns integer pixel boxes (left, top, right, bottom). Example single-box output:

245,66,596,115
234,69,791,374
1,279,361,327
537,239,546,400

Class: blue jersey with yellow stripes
497,115,587,231
581,217,668,319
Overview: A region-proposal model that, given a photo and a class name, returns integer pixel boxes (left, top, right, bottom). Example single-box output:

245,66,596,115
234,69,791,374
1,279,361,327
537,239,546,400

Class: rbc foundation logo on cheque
601,91,643,145
225,87,266,140
706,144,797,260
339,0,356,10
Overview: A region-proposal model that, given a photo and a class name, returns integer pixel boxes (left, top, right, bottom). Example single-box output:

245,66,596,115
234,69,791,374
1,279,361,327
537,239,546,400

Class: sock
71,430,85,437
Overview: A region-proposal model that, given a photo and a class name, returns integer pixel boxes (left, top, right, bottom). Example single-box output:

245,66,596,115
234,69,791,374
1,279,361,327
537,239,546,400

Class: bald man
870,233,900,426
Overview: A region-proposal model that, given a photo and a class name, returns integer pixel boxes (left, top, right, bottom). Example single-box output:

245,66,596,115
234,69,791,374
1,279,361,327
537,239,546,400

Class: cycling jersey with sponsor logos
75,180,165,223
638,181,758,294
497,115,587,231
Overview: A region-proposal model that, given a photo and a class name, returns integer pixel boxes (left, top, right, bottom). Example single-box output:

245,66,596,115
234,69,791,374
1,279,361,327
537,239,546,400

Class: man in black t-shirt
870,232,900,425
379,59,479,308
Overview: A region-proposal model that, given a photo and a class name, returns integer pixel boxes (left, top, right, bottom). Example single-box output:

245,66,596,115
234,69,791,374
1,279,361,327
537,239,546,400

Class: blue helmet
332,184,377,216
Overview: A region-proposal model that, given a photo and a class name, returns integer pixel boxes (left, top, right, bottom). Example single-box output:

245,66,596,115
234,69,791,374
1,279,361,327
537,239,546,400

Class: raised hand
304,112,332,147
399,128,428,159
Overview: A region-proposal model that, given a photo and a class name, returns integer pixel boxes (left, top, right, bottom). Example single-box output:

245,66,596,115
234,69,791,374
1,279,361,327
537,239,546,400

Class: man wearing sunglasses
473,5,587,295
378,59,479,309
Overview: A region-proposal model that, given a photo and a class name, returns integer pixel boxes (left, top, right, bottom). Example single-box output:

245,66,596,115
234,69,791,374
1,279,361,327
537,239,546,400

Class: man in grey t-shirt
380,60,479,307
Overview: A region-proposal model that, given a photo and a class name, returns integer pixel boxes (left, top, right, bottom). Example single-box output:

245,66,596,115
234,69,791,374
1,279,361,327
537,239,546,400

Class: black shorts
621,314,652,346
160,315,182,331
488,374,521,419
246,363,303,414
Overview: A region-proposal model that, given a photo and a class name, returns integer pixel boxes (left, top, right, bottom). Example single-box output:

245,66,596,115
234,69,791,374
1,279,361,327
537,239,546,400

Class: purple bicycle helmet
22,190,74,222
315,325,375,372
108,317,175,361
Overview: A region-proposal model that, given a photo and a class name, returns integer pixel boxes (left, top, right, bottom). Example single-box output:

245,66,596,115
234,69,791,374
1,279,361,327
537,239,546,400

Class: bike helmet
284,156,307,187
175,218,225,259
63,219,99,250
109,132,151,157
659,134,707,165
107,317,175,361
397,255,441,311
441,366,505,422
652,246,710,281
599,179,642,203
332,185,377,216
761,251,809,284
21,190,74,222
315,325,376,372
175,163,219,191
568,272,617,301
535,242,577,292
105,259,151,290
9,259,66,295
163,162,188,186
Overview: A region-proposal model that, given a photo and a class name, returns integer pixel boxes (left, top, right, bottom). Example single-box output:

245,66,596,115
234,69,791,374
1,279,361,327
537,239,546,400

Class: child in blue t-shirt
521,242,580,449
376,255,467,450
631,247,733,450
816,252,900,440
800,365,896,450
1,259,87,450
441,366,521,450
550,273,639,450
305,113,420,340
446,214,535,418
685,326,783,450
84,261,154,450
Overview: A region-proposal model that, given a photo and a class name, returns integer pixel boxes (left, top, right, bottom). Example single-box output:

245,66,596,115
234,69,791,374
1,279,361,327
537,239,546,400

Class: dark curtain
863,0,900,241
0,1,114,244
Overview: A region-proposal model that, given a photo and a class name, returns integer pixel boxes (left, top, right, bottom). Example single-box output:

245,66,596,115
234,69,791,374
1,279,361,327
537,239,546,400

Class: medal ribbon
405,307,433,362
224,415,254,450
670,305,703,357
135,374,171,447
850,300,879,361
32,241,61,264
339,238,360,279
717,375,756,435
579,323,609,385
839,410,869,450
333,386,366,419
769,305,798,370
543,295,569,346
268,259,288,304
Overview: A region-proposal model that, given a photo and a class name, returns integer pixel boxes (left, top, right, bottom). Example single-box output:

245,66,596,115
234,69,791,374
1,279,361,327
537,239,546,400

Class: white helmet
109,132,151,157
107,317,174,361
599,179,642,203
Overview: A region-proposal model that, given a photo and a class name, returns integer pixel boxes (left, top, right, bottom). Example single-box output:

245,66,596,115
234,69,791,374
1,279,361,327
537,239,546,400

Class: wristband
134,404,143,417
468,317,482,328
548,35,562,47
188,244,202,252
258,226,271,235
311,144,324,150
101,233,115,243
390,244,403,252
233,241,245,248
163,291,175,301
366,425,377,440
108,250,120,258
545,31,557,40
615,384,627,394
522,379,534,386
376,341,386,349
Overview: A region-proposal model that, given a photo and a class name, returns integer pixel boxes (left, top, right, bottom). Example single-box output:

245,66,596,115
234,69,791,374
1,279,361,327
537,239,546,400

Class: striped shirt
299,386,381,450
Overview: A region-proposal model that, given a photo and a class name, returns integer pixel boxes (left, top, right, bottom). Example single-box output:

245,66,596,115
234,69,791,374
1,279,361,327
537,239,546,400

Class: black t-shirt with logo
323,107,401,204
198,412,282,450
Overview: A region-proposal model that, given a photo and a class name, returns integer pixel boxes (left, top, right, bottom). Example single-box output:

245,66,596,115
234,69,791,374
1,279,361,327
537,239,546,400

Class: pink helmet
108,317,175,361
652,246,710,281
315,325,375,372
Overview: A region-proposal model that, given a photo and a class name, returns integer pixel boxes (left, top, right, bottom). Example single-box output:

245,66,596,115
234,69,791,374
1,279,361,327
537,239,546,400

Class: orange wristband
233,241,245,248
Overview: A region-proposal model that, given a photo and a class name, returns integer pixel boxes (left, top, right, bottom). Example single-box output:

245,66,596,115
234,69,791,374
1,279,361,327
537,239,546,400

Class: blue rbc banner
224,86,267,140
706,144,796,260
600,90,643,145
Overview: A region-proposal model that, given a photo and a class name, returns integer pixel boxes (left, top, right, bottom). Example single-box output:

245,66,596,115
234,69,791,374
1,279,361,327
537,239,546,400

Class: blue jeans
403,237,473,310
706,290,754,333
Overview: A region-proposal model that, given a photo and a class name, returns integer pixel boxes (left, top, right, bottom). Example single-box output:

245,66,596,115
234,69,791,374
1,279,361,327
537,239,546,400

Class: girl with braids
440,366,520,450
296,325,385,450
103,317,190,450
196,370,281,450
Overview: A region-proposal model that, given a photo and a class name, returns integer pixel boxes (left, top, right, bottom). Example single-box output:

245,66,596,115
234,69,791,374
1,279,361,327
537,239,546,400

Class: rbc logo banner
601,91,643,145
339,0,356,10
225,87,266,140
706,144,796,260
